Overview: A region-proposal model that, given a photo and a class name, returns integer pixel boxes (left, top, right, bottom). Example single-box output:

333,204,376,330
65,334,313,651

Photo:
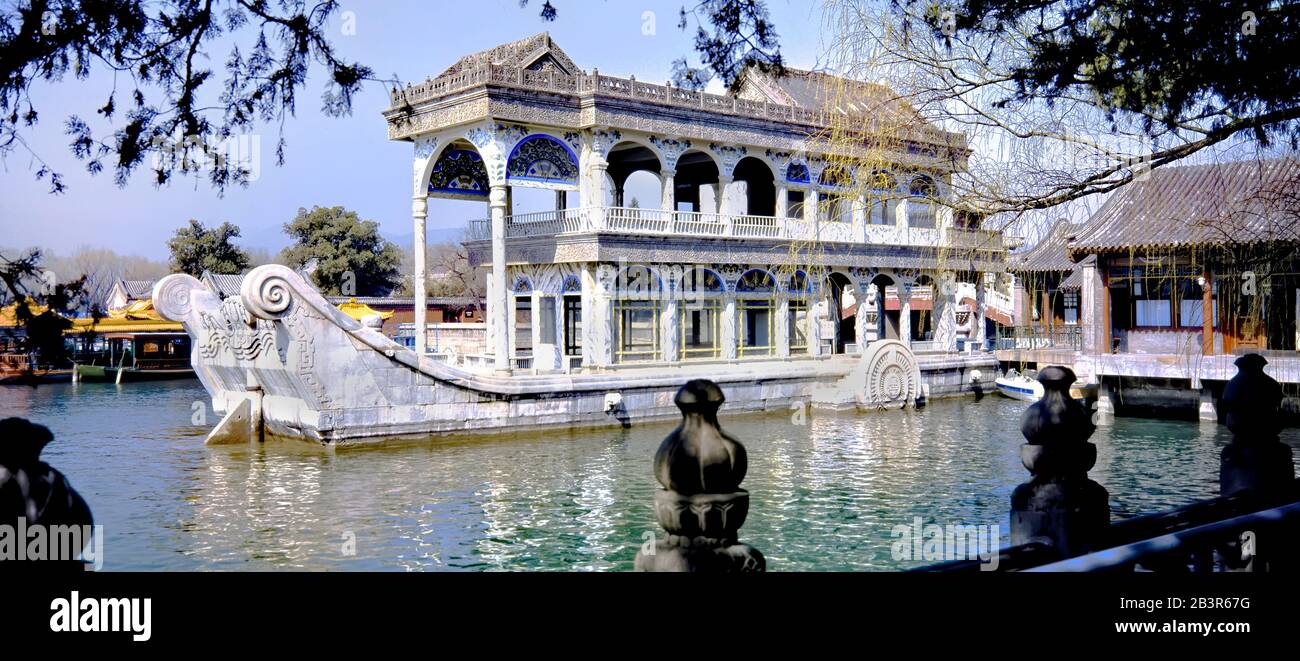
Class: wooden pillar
1101,262,1112,353
1202,269,1214,356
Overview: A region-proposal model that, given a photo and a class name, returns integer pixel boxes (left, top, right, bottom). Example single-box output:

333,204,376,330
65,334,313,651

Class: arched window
867,169,896,225
908,174,938,228
680,267,724,359
506,135,580,187
512,276,534,358
429,148,489,197
785,162,810,184
613,267,662,363
787,270,813,355
817,165,854,223
562,275,582,358
736,269,776,357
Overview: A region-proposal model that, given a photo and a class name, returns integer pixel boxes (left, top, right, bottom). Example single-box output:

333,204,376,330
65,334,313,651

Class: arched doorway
605,141,662,208
826,272,857,354
733,156,776,216
912,274,936,342
675,150,720,212
870,273,899,340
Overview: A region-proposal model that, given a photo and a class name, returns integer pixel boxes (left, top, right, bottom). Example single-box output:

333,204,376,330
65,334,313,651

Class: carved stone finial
1219,353,1294,497
634,379,765,572
1010,366,1109,558
653,380,746,494
1020,366,1095,448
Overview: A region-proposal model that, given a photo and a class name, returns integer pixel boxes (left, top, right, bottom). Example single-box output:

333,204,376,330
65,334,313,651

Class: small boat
995,370,1043,401
71,331,195,383
996,369,1099,403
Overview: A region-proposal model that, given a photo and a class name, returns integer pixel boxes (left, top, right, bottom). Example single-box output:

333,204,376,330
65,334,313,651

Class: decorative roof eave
1007,219,1083,274
1065,236,1297,260
386,88,969,172
385,70,967,157
1063,157,1300,258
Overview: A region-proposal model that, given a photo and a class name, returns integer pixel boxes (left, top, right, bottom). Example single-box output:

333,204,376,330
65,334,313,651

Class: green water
3,380,1296,571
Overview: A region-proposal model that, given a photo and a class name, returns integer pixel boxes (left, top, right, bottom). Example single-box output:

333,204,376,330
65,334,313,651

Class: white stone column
807,294,826,357
412,196,428,355
899,282,913,347
975,273,988,350
584,267,613,367
530,290,544,368
720,176,747,216
897,198,910,229
660,170,676,211
934,273,958,352
588,162,609,209
851,194,866,243
775,184,788,218
489,185,510,373
661,296,679,362
804,188,820,239
863,284,880,344
507,292,517,366
722,295,738,360
853,288,868,354
776,297,790,358
580,264,597,367
1081,258,1105,355
715,174,733,216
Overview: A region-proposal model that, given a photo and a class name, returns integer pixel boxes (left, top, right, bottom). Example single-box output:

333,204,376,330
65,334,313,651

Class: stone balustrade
465,206,1003,251
389,63,958,149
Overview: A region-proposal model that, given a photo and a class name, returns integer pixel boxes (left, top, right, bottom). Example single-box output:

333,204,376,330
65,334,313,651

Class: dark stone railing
630,354,1296,571
915,353,1297,572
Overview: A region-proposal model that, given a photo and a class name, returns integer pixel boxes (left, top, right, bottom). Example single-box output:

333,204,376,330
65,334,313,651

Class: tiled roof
1068,157,1300,255
324,296,483,307
435,32,580,80
121,279,156,298
202,273,244,298
1008,219,1083,273
738,67,924,126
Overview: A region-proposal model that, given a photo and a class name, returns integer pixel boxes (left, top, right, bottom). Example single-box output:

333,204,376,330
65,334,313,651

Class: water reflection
3,381,1297,571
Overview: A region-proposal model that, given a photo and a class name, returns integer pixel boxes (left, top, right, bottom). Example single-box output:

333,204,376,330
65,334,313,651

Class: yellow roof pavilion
69,298,183,333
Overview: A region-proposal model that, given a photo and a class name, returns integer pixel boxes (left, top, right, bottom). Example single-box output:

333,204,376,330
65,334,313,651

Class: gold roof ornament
335,297,394,322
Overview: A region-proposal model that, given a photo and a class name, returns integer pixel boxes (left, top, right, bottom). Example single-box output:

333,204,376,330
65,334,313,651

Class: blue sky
0,0,828,260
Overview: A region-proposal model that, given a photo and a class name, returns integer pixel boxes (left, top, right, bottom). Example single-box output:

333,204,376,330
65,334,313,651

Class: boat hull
995,377,1043,402
995,377,1098,403
74,364,196,383
152,266,996,445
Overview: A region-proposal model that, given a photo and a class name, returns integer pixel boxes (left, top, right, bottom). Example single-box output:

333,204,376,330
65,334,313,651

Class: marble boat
154,267,996,445
153,34,1015,446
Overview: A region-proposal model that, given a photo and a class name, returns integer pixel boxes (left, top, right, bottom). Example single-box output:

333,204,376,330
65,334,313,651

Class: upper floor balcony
465,206,1006,252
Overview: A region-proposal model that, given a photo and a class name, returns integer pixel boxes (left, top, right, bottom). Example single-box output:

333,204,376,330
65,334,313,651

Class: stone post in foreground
634,379,765,572
1010,366,1110,558
1219,354,1294,497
